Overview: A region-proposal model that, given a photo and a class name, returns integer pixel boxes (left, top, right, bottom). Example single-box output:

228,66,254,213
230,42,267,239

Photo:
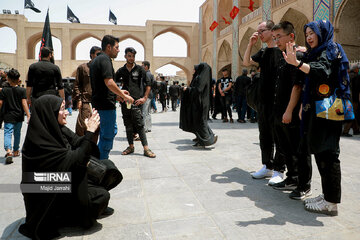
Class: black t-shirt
218,77,233,95
0,86,26,123
115,64,150,101
27,60,63,98
90,52,116,110
252,47,283,105
273,51,304,117
235,75,251,96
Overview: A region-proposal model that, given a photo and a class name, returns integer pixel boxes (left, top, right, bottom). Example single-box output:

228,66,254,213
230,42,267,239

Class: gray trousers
141,98,152,132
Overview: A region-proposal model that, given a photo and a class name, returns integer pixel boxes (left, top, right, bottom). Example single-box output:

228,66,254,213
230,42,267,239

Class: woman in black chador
19,95,122,239
180,62,217,147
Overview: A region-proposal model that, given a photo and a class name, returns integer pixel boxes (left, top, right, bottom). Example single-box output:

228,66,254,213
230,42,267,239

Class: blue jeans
151,97,157,111
236,95,247,120
4,122,22,151
98,110,117,160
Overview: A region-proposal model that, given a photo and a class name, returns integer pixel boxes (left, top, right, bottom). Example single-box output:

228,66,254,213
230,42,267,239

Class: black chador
19,95,121,240
180,63,217,146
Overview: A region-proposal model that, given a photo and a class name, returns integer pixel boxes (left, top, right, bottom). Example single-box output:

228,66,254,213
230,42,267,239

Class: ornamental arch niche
334,0,360,60
217,0,233,32
217,39,232,73
280,8,309,47
202,5,213,45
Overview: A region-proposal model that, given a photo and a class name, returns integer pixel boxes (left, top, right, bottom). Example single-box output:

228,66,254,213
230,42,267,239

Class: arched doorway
71,33,102,60
0,26,17,53
34,36,62,60
334,0,360,61
153,27,191,57
155,63,190,85
280,8,309,47
116,38,145,61
75,37,101,60
153,32,187,57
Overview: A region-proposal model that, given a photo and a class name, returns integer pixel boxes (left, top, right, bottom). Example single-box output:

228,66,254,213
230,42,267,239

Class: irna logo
34,172,71,182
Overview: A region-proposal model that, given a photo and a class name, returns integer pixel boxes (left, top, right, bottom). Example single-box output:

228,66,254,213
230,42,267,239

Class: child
0,68,30,164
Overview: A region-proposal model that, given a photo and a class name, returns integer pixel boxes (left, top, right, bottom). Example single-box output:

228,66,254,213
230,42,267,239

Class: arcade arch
75,37,101,60
0,26,17,53
153,32,187,57
202,48,212,67
280,8,309,47
334,0,360,60
34,36,62,60
71,33,101,60
217,0,233,32
217,40,231,72
116,38,145,61
153,27,190,57
155,62,190,83
202,5,213,45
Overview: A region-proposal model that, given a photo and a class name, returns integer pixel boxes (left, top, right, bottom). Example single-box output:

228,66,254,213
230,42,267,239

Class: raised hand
282,42,298,66
85,109,100,133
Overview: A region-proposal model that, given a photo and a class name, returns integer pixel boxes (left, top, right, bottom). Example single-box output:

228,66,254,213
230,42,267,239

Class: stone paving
1,105,360,240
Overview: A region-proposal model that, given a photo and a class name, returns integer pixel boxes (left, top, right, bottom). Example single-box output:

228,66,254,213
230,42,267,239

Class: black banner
24,0,41,13
67,6,80,23
39,9,53,60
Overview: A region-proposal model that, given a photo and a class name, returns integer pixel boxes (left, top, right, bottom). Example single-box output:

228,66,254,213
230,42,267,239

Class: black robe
19,95,119,240
180,63,216,146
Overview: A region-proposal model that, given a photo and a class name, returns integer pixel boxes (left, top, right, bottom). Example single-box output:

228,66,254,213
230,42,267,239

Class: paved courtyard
1,105,360,240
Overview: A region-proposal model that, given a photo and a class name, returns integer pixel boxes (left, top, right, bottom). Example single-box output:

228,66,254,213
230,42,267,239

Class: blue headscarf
303,20,350,98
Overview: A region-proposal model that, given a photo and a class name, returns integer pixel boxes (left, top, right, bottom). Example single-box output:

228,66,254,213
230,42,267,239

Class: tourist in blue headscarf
282,20,351,216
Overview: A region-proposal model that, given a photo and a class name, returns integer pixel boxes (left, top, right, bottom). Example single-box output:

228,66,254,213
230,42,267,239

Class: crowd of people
0,15,358,239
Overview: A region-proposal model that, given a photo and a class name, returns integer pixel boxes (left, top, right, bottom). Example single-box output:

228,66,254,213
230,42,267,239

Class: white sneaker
268,171,284,186
251,165,273,179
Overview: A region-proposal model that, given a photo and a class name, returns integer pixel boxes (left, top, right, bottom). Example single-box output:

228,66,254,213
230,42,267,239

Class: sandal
144,149,156,158
122,146,134,155
13,151,20,157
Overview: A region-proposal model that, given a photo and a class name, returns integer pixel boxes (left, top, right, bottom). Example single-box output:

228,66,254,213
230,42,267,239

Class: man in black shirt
26,47,65,106
90,35,133,160
218,69,233,123
158,76,167,112
169,81,180,111
243,20,284,185
116,47,156,158
269,22,312,200
234,69,251,123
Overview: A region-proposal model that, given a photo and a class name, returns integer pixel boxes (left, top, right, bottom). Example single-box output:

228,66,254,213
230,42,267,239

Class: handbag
315,89,355,121
87,156,123,191
87,156,107,185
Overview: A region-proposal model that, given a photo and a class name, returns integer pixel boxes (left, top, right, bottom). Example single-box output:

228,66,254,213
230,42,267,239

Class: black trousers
220,94,232,119
257,104,275,169
314,150,341,203
171,96,178,111
160,95,166,111
121,104,148,146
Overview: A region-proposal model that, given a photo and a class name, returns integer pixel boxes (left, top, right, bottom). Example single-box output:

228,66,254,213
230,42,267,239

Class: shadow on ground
1,218,103,239
211,167,326,227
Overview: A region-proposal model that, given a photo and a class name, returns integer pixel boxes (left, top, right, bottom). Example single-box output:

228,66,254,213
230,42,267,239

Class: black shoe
272,178,297,191
192,137,199,142
5,153,13,165
193,142,205,147
212,114,217,120
341,133,352,137
101,207,114,216
289,188,312,200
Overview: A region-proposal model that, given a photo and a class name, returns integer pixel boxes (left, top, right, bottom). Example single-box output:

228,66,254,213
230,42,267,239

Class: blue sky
0,0,205,75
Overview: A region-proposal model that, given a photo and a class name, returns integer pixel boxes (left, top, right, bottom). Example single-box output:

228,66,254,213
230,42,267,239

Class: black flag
67,6,80,23
109,9,117,25
39,9,53,60
24,0,41,13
